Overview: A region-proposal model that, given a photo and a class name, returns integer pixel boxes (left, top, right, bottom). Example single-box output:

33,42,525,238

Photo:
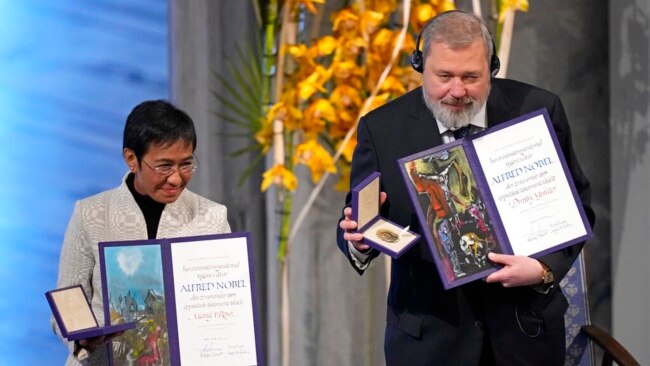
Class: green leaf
237,151,266,186
210,44,266,131
212,41,268,187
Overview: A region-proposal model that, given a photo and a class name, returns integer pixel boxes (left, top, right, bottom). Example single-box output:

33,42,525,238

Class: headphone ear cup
489,38,500,77
490,54,501,77
410,50,424,73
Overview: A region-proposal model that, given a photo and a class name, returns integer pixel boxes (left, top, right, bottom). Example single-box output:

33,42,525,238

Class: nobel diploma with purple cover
99,232,262,366
352,171,420,258
398,109,592,289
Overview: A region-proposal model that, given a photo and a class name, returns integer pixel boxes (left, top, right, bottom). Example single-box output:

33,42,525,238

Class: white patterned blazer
52,175,231,365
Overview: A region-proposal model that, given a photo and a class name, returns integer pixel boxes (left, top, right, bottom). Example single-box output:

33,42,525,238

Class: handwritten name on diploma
180,280,247,292
508,186,557,208
194,309,236,321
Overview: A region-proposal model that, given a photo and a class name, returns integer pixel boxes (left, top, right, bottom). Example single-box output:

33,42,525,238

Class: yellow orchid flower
331,60,364,88
330,84,363,110
360,10,385,36
294,140,337,183
329,110,357,139
336,136,357,163
500,0,529,12
297,65,331,101
400,33,417,54
402,66,424,91
332,8,360,35
329,83,362,137
266,101,303,131
434,0,456,13
369,28,398,67
332,60,360,80
380,75,406,95
412,3,437,31
411,1,456,31
254,119,273,153
339,36,368,58
329,84,363,124
261,164,299,192
499,0,529,22
334,162,351,191
297,0,325,14
367,92,391,112
287,43,321,69
266,102,287,122
287,44,308,59
367,0,398,16
303,99,336,136
310,36,338,57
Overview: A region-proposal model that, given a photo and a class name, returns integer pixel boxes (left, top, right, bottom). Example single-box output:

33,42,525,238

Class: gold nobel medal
376,228,399,243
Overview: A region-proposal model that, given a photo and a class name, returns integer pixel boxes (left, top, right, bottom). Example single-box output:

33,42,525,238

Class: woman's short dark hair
123,100,197,159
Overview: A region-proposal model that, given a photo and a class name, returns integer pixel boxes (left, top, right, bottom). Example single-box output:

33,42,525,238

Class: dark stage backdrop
0,1,168,364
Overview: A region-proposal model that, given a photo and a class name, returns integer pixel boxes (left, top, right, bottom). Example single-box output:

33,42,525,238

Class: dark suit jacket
336,79,595,365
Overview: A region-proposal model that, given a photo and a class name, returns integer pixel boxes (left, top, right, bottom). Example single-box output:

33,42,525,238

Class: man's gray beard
422,91,485,130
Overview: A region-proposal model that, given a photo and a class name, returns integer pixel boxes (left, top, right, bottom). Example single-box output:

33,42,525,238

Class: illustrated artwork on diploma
403,147,502,282
102,243,169,366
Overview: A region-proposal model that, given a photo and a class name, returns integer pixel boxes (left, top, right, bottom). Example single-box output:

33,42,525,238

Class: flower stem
277,189,292,259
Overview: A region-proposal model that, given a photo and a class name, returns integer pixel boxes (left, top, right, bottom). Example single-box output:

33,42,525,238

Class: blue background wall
0,1,168,364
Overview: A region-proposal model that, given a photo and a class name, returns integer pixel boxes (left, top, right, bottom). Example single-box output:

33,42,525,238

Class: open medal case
351,172,419,258
46,285,135,341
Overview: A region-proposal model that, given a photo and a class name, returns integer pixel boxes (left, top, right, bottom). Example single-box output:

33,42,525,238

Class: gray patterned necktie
452,126,471,140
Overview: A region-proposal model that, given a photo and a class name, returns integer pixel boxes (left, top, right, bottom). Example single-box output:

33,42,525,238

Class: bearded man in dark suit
336,10,595,366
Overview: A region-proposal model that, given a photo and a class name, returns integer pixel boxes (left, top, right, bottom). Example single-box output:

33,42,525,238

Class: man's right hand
339,192,387,252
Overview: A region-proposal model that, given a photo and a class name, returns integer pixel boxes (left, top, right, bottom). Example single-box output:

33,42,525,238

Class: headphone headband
410,11,500,77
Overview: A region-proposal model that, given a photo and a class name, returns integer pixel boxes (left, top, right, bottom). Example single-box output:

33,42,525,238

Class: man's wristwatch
540,261,555,285
531,261,555,294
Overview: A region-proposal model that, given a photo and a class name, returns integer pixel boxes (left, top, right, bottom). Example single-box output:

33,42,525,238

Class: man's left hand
485,252,544,287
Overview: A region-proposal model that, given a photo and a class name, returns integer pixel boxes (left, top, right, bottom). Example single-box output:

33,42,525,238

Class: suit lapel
486,80,515,127
407,88,443,152
107,181,148,241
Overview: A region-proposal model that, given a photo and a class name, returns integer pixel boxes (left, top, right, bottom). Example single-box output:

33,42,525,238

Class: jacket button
474,321,484,331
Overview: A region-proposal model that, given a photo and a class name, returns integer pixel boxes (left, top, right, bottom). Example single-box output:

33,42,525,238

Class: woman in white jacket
52,100,231,365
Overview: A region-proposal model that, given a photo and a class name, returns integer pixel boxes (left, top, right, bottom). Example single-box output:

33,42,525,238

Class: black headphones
410,11,501,77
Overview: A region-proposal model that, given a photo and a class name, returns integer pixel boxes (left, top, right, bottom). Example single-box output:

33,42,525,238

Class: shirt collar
435,102,487,134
